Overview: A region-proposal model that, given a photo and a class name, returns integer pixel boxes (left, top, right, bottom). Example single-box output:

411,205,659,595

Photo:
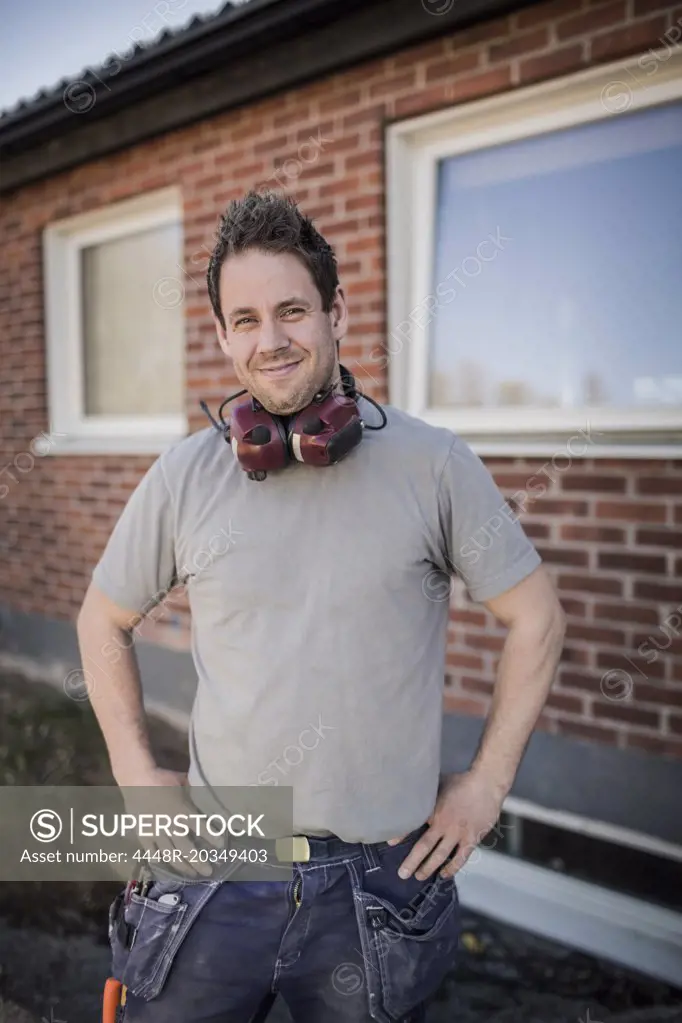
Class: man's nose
256,317,290,355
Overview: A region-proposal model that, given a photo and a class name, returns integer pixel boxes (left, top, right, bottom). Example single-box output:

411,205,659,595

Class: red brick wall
1,0,681,756
444,458,682,761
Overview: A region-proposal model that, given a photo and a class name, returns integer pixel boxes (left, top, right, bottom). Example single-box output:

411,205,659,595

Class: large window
44,188,186,453
386,50,682,455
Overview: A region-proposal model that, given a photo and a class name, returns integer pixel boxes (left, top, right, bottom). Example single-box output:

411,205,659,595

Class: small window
44,188,186,453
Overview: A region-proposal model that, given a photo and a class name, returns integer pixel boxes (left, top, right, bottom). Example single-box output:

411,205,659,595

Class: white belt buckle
275,836,311,863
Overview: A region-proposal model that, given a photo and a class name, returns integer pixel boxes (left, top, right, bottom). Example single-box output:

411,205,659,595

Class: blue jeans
109,824,461,1022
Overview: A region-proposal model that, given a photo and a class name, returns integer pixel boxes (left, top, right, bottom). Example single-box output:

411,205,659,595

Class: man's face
214,249,348,416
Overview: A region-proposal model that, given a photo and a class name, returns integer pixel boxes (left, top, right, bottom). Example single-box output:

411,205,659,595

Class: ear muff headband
200,364,387,481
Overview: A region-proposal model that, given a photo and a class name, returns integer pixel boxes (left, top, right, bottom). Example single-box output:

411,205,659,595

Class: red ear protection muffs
201,364,387,481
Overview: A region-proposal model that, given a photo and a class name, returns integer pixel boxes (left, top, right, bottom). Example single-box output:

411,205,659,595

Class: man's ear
331,286,348,342
214,314,231,357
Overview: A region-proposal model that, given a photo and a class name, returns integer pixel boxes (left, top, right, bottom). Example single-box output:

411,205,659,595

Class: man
78,190,565,1023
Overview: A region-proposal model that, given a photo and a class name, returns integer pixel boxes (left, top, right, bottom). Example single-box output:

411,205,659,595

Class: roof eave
0,0,543,195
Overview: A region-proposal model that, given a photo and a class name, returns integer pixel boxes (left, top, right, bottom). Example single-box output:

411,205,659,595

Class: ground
0,670,680,1023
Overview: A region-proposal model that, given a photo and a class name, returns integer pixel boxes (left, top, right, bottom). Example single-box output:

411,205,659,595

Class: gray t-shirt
92,401,541,843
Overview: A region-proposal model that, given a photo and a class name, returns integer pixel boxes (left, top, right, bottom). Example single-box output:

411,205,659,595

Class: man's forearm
76,608,156,785
470,610,565,796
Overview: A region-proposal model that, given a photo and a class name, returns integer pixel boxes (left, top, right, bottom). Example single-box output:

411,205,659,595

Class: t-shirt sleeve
91,455,177,615
435,433,542,603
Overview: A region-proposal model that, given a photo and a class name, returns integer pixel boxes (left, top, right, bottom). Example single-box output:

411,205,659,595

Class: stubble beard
248,347,338,416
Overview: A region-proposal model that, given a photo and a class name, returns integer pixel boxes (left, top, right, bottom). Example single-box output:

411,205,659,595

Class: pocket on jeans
356,853,460,1020
108,886,190,1001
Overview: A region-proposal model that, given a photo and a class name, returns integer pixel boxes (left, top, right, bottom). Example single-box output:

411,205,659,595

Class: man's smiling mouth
259,361,302,377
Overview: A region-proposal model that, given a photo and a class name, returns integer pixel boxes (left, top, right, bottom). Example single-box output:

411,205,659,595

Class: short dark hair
207,190,340,328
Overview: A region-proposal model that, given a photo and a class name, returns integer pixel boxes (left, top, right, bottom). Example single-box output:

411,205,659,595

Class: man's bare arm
77,583,165,786
390,564,566,879
472,563,566,797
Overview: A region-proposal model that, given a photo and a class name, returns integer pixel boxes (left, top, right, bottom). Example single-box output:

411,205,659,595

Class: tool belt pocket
352,857,461,1022
108,887,190,1001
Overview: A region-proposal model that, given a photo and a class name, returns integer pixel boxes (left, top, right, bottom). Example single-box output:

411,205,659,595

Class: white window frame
43,187,187,455
386,47,682,458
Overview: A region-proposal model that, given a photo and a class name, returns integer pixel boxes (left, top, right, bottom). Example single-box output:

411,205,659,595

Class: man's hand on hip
386,769,507,881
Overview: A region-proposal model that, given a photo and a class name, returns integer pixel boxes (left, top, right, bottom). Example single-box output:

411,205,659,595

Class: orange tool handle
103,978,123,1023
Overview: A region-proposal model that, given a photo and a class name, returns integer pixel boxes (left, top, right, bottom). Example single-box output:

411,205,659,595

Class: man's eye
235,316,255,327
282,307,305,318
